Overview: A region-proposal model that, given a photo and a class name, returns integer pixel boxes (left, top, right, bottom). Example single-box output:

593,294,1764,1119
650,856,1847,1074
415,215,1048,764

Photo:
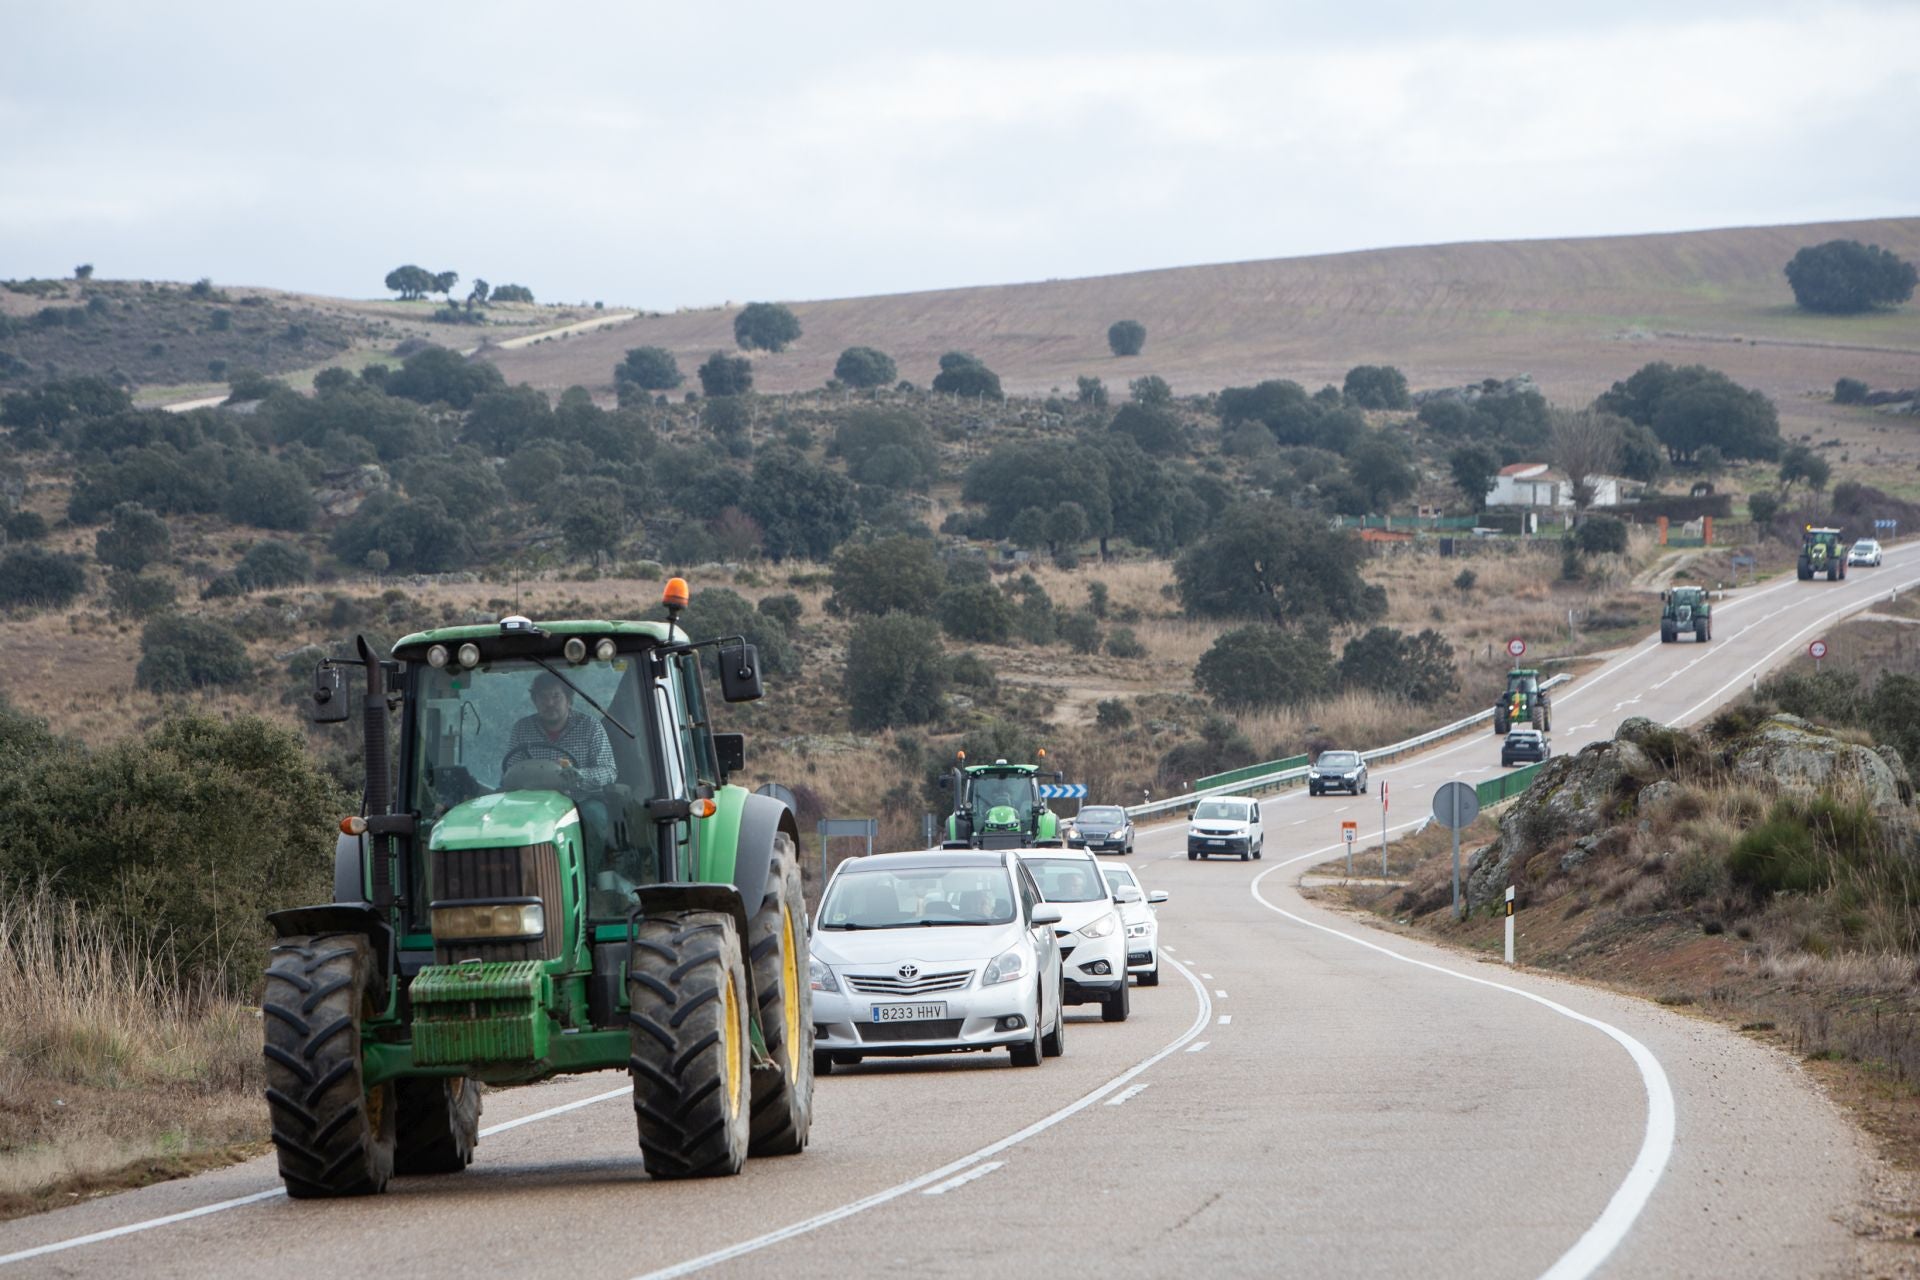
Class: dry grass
0,885,263,1213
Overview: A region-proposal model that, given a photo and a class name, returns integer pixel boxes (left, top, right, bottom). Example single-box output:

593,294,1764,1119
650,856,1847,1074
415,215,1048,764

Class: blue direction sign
1039,783,1087,800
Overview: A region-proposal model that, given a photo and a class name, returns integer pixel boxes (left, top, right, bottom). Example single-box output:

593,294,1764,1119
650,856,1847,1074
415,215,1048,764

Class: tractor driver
504,671,616,860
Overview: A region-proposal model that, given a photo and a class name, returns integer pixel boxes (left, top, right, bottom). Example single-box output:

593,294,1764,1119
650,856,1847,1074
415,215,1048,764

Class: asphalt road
5,547,1917,1279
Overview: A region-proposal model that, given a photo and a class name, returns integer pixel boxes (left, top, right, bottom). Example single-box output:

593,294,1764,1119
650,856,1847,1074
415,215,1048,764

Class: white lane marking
1105,1084,1152,1107
921,1161,1004,1196
632,961,1214,1279
1248,867,1674,1280
1186,1040,1210,1053
1215,989,1228,998
1218,1015,1233,1026
0,1085,637,1267
1201,972,1214,979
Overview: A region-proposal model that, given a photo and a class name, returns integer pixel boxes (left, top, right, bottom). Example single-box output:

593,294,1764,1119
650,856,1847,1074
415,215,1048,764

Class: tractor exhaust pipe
357,635,394,910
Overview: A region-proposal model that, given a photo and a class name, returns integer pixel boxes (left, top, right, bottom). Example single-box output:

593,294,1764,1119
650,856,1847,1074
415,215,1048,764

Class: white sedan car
1014,847,1132,1022
1849,539,1883,567
1099,861,1168,987
810,849,1065,1071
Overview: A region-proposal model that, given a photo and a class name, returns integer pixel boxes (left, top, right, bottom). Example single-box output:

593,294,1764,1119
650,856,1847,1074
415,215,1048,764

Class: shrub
1195,626,1334,709
1338,626,1458,704
829,536,945,617
93,502,171,573
698,351,753,397
949,652,998,694
1105,627,1146,658
106,570,177,618
136,615,252,691
833,347,897,389
1343,364,1411,409
3,510,47,542
237,539,312,590
1833,377,1870,405
733,302,802,353
1453,568,1477,592
1785,240,1917,314
0,546,86,608
931,352,1002,399
936,582,1015,643
1096,698,1133,729
1747,491,1782,525
222,454,316,531
1107,320,1146,357
616,346,683,391
844,613,948,730
1058,609,1101,654
1573,515,1629,557
756,592,804,635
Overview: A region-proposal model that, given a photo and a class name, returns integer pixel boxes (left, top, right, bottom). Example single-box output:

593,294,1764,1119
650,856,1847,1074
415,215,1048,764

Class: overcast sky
3,2,1916,309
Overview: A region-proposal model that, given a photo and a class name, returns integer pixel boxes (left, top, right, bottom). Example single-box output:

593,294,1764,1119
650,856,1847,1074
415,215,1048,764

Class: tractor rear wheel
627,911,752,1179
1493,709,1509,734
262,933,395,1198
1696,623,1709,643
747,834,814,1158
395,1076,481,1175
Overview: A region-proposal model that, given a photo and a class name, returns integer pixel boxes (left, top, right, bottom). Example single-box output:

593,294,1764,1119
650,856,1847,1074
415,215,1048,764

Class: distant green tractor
264,580,812,1197
942,753,1064,849
1492,668,1551,734
1660,586,1711,643
1798,526,1848,582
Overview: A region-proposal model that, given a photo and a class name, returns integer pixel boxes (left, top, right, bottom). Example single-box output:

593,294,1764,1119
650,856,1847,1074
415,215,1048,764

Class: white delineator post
1504,885,1516,964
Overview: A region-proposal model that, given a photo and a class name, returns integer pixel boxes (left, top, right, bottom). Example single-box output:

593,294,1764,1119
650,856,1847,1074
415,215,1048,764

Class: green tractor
941,753,1064,849
263,580,813,1197
1798,526,1848,582
1659,586,1711,643
1492,668,1551,734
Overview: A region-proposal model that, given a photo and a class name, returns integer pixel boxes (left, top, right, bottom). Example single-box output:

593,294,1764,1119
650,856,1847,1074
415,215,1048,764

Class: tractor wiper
529,657,635,740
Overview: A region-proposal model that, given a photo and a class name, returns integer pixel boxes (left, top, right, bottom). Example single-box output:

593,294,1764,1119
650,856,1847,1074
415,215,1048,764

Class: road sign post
1506,636,1527,660
1504,885,1516,964
1432,781,1481,920
1380,781,1389,875
1039,783,1088,801
1809,638,1827,672
1341,820,1358,876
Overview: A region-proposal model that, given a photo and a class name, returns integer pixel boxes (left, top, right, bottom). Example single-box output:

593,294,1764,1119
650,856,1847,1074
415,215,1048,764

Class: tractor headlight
563,637,588,663
426,644,450,669
456,643,481,669
431,902,544,940
1077,914,1117,940
594,638,617,662
809,956,839,993
983,946,1027,986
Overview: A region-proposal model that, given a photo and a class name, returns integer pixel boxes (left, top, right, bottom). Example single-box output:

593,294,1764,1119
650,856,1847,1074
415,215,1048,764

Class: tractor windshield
406,654,665,923
969,774,1033,821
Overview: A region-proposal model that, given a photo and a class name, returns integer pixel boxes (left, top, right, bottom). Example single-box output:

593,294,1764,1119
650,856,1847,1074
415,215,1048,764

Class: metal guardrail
1196,754,1308,791
1125,674,1571,821
1476,761,1545,808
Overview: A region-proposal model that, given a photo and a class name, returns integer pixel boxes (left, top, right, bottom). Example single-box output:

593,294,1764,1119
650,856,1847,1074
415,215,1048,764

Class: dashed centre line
1186,1040,1210,1053
1105,1084,1152,1108
922,1162,1004,1196
1218,1015,1232,1026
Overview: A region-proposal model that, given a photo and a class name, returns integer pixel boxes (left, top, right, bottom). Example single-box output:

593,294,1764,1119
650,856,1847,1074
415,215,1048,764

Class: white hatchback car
810,849,1066,1070
1014,848,1131,1022
1849,539,1883,567
1099,861,1168,987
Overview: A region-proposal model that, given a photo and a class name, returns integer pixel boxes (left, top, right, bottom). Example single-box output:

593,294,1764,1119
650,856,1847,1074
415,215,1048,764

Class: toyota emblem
897,963,919,980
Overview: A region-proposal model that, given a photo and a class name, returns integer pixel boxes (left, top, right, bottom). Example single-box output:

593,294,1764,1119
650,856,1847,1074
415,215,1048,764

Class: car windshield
1194,800,1249,821
1078,807,1124,826
818,865,1016,929
1101,867,1137,894
1318,752,1359,768
1021,857,1108,902
1854,541,1876,551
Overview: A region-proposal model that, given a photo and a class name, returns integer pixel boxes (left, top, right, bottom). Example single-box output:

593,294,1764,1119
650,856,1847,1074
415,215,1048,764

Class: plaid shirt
504,711,616,787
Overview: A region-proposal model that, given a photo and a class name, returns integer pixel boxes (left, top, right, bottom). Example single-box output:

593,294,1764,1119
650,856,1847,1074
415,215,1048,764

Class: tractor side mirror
713,732,745,775
311,663,350,724
716,644,762,703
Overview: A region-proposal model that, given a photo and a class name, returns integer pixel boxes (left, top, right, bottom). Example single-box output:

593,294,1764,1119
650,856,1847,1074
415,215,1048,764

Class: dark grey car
1066,805,1134,855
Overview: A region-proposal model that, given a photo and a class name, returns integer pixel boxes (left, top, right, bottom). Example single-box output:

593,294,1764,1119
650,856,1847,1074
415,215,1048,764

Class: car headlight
808,956,839,993
982,946,1027,986
1344,771,1359,779
1309,770,1322,779
1077,914,1117,940
1126,920,1153,939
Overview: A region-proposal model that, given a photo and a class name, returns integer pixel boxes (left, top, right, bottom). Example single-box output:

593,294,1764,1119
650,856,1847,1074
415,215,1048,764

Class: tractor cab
942,753,1065,848
267,580,814,1198
1493,667,1551,734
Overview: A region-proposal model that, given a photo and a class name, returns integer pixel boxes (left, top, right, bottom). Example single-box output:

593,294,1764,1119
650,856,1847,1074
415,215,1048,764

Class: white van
1186,796,1263,861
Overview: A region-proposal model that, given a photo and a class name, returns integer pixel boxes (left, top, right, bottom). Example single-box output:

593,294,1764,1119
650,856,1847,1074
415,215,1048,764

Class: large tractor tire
1534,702,1551,732
1493,707,1509,735
262,933,395,1198
1660,623,1675,643
746,833,814,1158
395,1077,481,1175
627,911,752,1179
1798,559,1812,581
1696,622,1710,643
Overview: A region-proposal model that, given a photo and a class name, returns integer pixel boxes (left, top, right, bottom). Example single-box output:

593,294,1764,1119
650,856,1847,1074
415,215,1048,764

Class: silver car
810,849,1066,1070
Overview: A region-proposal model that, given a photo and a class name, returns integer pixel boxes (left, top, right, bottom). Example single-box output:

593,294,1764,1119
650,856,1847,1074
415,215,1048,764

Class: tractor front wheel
747,834,814,1157
395,1076,481,1175
262,933,395,1198
627,911,752,1179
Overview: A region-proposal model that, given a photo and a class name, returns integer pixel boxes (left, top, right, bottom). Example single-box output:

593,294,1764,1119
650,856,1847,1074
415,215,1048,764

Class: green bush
238,539,313,590
678,585,795,675
833,346,897,389
733,302,802,353
1107,320,1146,357
698,351,753,397
949,652,998,693
931,352,1003,399
1096,698,1133,729
0,711,345,987
829,535,945,617
1059,609,1101,654
136,614,253,692
936,582,1015,643
1105,627,1146,658
756,592,804,635
106,570,178,618
1195,625,1334,709
93,502,172,573
616,346,683,391
0,545,86,608
1833,377,1870,405
845,613,948,730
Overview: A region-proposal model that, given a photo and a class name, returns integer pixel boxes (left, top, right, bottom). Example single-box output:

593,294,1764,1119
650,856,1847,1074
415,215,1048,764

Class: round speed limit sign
1506,637,1527,659
1809,639,1828,660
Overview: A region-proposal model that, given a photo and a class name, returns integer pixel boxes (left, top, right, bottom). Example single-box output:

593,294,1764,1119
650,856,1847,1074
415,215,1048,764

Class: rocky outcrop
314,464,390,518
1464,736,1657,911
1728,714,1901,811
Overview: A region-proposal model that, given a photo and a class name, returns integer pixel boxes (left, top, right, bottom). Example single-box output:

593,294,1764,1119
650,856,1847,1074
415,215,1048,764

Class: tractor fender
333,831,368,904
266,902,394,993
635,883,753,953
731,790,801,920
